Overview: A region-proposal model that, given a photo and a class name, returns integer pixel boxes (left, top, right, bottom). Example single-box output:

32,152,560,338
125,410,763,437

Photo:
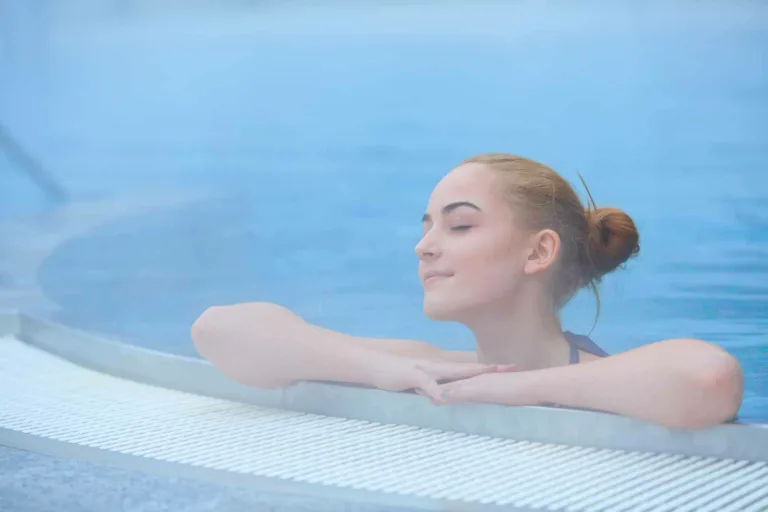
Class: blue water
1,1,766,422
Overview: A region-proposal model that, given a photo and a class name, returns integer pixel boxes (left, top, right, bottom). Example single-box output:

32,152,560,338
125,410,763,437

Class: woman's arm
436,338,744,429
191,302,484,395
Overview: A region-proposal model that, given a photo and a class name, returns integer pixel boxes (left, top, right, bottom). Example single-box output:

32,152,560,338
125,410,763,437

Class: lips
422,270,454,284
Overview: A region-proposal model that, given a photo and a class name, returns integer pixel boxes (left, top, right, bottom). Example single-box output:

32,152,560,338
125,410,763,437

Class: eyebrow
422,201,482,222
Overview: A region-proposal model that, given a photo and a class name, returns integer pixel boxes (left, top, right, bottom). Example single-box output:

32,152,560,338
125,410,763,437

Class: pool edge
2,310,767,462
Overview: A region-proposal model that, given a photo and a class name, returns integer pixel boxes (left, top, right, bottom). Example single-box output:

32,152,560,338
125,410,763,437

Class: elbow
190,302,294,389
190,305,227,360
191,304,251,370
669,339,744,429
190,306,252,384
694,345,744,425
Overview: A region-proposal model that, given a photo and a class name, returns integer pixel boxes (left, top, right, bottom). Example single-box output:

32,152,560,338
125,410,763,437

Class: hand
370,355,515,402
427,372,537,407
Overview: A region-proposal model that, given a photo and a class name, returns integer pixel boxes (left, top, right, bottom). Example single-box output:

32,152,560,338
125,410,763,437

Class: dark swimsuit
564,331,610,363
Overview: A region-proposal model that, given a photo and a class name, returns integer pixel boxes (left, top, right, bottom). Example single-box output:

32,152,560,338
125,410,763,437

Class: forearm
489,339,743,428
191,302,388,388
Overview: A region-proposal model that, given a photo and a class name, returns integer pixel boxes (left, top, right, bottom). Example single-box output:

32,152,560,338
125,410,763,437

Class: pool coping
2,310,766,462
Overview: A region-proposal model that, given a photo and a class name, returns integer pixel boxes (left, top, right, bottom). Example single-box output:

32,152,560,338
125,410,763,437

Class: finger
417,390,443,406
438,363,498,381
433,385,455,404
414,389,433,400
415,373,444,402
436,381,469,404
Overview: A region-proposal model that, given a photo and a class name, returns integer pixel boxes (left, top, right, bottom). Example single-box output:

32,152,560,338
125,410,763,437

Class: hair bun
586,207,640,279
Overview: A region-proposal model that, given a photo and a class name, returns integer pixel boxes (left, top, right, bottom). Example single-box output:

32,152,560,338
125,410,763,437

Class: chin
423,296,466,322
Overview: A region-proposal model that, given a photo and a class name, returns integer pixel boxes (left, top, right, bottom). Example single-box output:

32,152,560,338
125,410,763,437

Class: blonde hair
461,153,640,310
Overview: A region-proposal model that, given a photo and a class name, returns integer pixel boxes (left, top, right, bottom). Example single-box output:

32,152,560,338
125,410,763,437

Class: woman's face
416,163,532,321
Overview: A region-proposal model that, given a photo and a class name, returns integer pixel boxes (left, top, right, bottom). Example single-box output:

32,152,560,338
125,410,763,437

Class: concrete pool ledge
3,311,767,463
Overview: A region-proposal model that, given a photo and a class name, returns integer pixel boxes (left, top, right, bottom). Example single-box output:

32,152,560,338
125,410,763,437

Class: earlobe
523,229,560,276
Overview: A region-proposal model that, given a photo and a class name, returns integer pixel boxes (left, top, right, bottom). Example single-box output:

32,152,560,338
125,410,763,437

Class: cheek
466,259,522,299
423,251,523,321
456,240,525,298
422,232,528,320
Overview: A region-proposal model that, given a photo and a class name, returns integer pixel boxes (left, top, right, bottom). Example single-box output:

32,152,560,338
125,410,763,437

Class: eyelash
450,225,473,231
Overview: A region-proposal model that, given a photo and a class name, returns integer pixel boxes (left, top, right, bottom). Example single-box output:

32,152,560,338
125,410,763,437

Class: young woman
191,154,743,429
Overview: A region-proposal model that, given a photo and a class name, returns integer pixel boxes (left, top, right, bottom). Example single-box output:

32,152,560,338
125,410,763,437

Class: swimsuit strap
568,334,580,364
564,331,611,364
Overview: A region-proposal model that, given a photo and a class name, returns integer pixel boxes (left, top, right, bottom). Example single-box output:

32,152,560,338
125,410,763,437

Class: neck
464,290,570,371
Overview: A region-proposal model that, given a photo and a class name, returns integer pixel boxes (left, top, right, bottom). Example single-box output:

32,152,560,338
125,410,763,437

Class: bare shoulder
356,336,477,363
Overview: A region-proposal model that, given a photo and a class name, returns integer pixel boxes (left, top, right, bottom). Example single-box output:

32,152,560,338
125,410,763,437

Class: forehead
427,163,503,211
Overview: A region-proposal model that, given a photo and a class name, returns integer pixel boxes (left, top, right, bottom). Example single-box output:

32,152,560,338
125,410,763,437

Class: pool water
2,1,766,422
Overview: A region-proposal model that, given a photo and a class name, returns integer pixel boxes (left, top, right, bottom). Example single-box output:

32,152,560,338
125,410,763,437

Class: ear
523,229,560,276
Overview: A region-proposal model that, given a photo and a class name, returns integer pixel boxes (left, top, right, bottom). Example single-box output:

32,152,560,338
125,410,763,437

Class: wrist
519,367,580,407
309,342,389,386
366,353,422,392
483,371,551,407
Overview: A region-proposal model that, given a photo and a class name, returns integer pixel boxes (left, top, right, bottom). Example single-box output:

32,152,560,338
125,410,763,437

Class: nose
415,230,441,260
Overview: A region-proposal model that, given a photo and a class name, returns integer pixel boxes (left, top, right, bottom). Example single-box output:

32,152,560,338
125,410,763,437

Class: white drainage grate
2,335,767,511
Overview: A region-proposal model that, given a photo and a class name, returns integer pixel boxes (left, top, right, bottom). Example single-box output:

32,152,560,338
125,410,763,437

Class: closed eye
450,225,473,231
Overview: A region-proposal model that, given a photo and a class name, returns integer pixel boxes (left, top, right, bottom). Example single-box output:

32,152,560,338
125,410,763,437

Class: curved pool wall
1,1,767,423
